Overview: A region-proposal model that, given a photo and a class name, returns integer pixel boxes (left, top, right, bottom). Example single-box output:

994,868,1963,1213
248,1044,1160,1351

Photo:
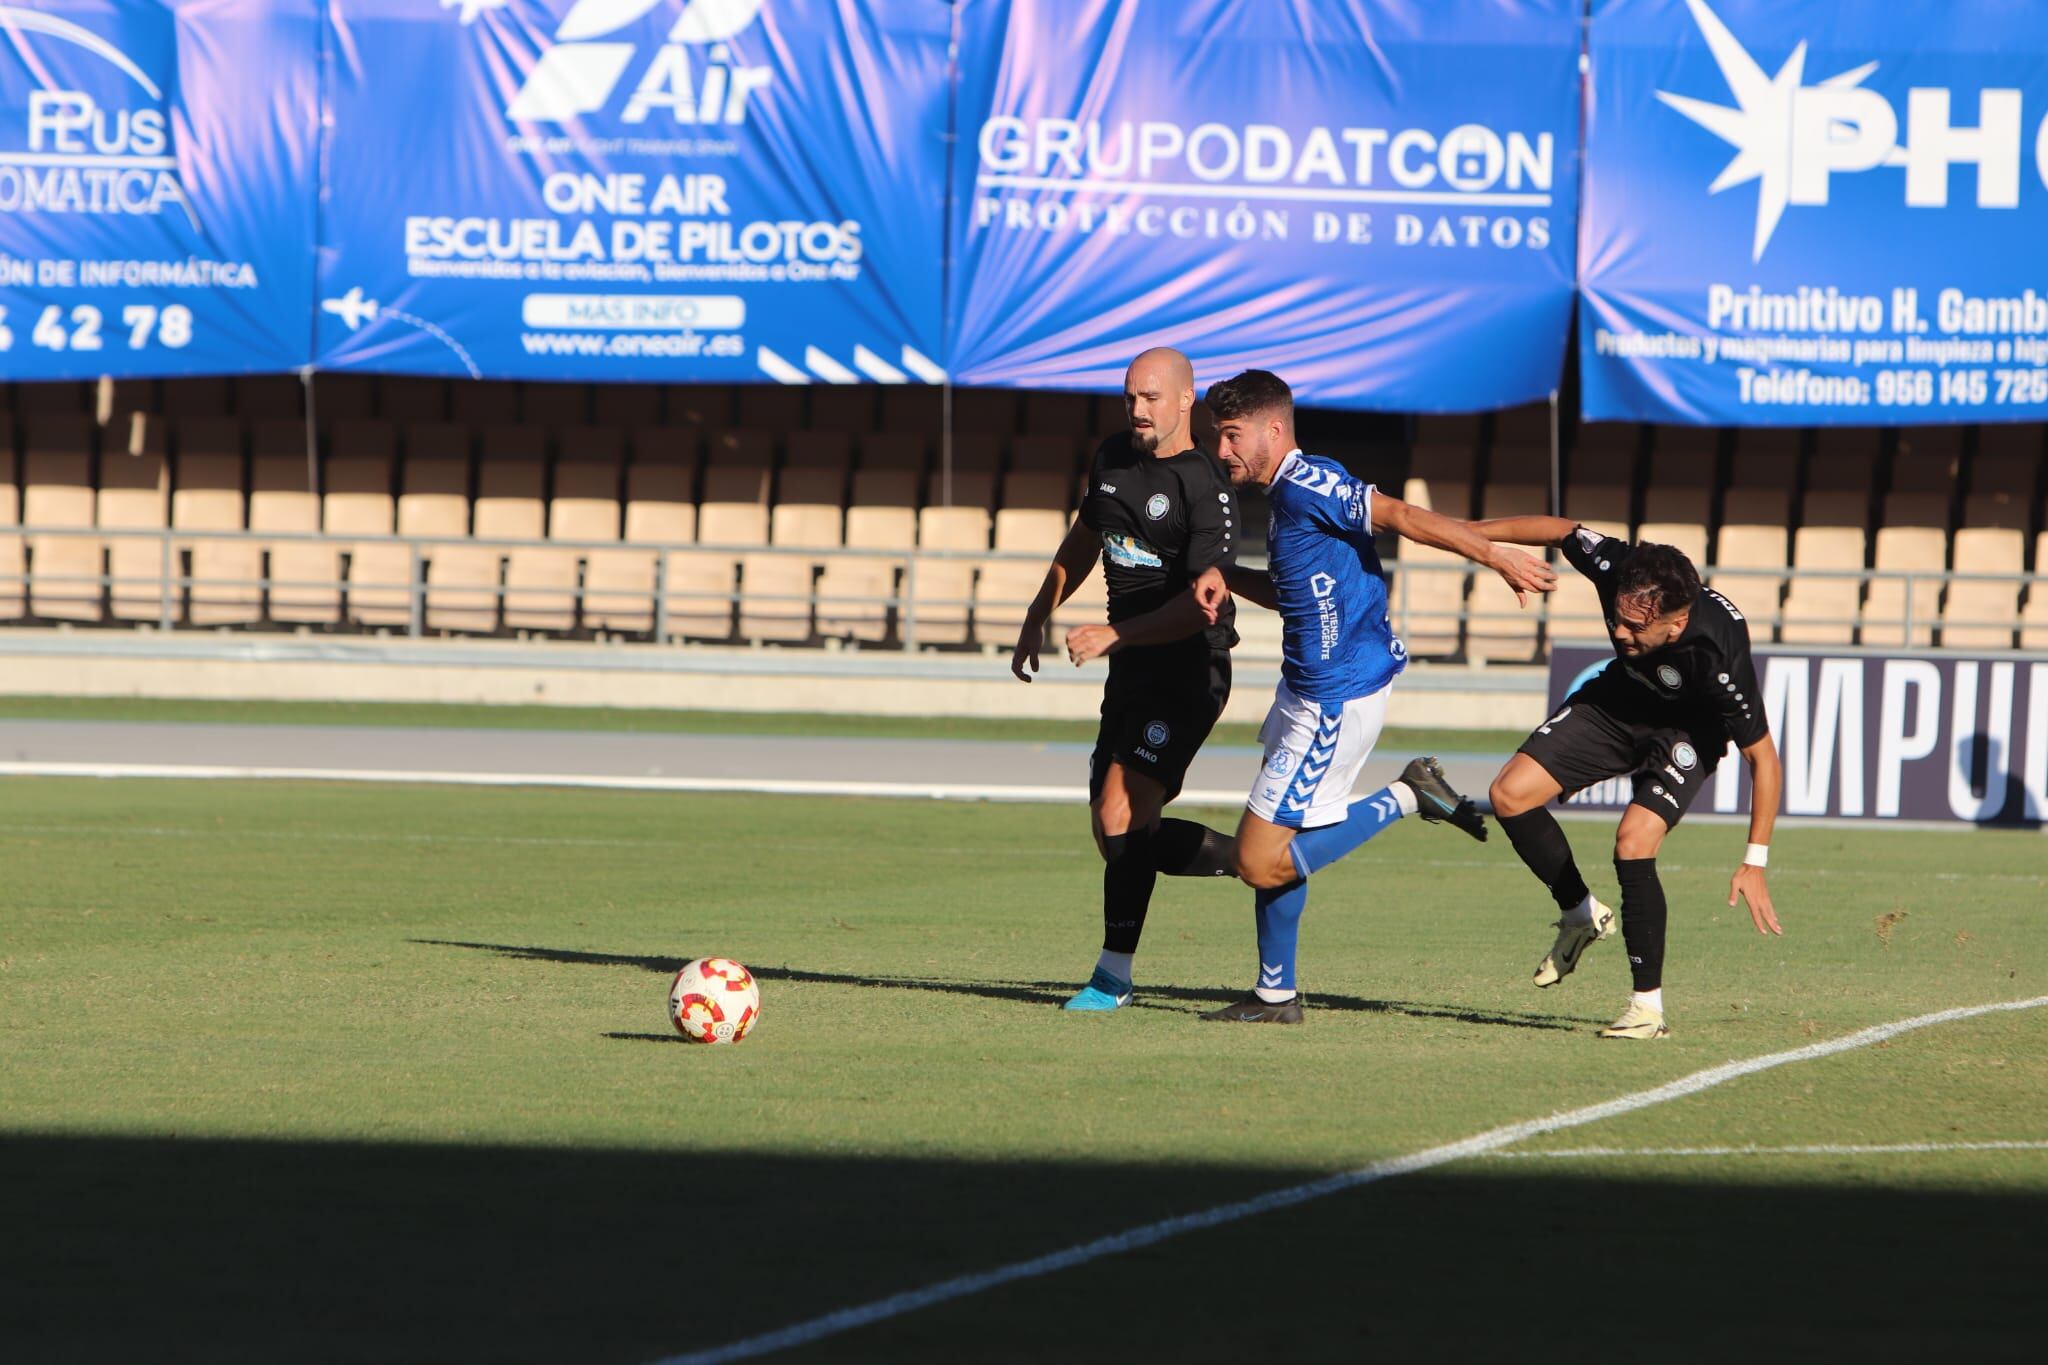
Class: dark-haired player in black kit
1473,518,1784,1040
1010,347,1240,1011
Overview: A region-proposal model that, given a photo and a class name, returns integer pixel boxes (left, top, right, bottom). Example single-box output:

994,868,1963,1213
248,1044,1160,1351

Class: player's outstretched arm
1013,518,1098,682
1469,514,1578,547
1372,493,1558,605
1729,733,1783,935
1066,589,1208,665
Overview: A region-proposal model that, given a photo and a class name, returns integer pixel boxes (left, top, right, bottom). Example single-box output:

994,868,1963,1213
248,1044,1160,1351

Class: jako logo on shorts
506,0,773,125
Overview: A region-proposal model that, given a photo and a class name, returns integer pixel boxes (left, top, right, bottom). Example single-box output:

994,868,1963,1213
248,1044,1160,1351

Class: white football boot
1533,897,1616,988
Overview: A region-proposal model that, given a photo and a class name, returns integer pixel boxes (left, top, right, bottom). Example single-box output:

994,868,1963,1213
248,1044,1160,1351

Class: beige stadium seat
880,385,943,437
1466,478,1545,661
740,466,844,641
1944,495,2027,647
784,430,852,472
1781,491,1868,644
24,415,100,621
974,472,1070,648
910,472,993,645
1709,435,1797,636
1023,390,1091,435
249,421,336,624
1863,493,1948,647
585,451,696,634
1392,432,1477,657
325,421,405,626
448,380,519,428
520,381,587,431
736,384,797,431
384,424,474,631
173,418,258,626
377,377,446,425
99,416,173,621
670,464,766,639
235,375,304,421
0,418,23,620
1551,461,1629,647
430,427,541,633
507,426,622,632
809,386,875,434
592,383,663,429
819,468,917,642
162,377,229,419
2021,528,2048,648
1637,426,1717,567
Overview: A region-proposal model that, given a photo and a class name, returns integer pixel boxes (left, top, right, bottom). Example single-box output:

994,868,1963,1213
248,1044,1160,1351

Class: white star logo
442,0,509,24
1655,0,1879,261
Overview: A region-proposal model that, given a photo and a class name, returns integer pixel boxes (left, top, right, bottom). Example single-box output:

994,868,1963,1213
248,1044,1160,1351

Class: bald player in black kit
1011,347,1241,1011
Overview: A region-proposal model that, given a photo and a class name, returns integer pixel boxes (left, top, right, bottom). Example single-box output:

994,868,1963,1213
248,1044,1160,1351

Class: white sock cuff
1096,950,1134,983
1389,781,1420,817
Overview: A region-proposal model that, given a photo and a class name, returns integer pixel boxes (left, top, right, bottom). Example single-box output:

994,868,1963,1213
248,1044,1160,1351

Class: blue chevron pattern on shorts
1277,704,1343,823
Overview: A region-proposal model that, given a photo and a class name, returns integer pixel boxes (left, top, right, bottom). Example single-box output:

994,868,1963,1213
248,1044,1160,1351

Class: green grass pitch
3,777,2043,1362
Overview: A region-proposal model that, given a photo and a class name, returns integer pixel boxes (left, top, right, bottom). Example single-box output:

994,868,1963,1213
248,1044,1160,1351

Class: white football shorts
1245,679,1392,829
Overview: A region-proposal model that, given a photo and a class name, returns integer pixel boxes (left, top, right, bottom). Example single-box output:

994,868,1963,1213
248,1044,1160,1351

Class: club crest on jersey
1144,721,1171,748
1102,533,1162,568
1657,664,1683,689
1145,493,1170,520
1265,748,1295,778
1672,741,1699,771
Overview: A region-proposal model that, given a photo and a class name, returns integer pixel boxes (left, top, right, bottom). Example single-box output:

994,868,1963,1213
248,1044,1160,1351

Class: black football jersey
1563,527,1769,748
1078,433,1238,653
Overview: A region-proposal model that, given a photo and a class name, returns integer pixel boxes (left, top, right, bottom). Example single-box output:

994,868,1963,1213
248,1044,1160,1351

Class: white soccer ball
668,957,761,1044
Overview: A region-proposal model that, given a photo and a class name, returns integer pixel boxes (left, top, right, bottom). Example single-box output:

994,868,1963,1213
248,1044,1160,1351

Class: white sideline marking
1489,1140,2048,1160
0,760,1246,806
649,994,2048,1365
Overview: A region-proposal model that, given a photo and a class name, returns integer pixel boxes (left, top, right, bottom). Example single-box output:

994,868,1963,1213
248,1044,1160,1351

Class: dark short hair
1204,369,1293,424
1615,543,1701,618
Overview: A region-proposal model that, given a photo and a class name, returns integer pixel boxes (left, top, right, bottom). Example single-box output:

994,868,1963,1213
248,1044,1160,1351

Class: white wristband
1743,843,1769,868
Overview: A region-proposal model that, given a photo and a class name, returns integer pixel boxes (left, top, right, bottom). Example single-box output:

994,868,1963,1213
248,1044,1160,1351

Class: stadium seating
1551,422,1639,644
584,435,696,634
0,413,22,621
2,377,2042,660
24,415,101,621
174,417,260,626
1862,426,1958,646
1394,414,1479,656
1943,436,2037,647
250,420,333,624
1780,433,1879,644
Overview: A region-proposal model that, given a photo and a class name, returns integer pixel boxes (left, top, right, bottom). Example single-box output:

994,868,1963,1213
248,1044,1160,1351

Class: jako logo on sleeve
0,5,192,223
506,0,772,125
1661,0,2048,261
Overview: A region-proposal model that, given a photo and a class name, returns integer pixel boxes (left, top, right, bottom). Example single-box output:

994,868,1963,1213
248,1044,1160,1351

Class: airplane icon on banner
321,287,380,332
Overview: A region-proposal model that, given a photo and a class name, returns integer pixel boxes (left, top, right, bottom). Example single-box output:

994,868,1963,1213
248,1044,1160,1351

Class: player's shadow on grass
414,938,1590,1032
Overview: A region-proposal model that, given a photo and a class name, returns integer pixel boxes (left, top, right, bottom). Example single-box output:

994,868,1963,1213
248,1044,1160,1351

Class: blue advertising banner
948,0,1581,411
0,1,319,378
1582,0,2048,426
315,0,950,384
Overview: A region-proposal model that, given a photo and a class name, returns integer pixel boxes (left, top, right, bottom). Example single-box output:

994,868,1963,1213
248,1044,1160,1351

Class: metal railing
0,524,2042,656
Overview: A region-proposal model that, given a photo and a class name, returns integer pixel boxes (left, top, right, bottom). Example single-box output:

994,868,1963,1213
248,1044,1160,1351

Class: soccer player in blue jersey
1191,370,1556,1022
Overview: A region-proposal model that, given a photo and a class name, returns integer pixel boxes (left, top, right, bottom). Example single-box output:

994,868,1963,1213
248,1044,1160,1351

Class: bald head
1124,347,1195,454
